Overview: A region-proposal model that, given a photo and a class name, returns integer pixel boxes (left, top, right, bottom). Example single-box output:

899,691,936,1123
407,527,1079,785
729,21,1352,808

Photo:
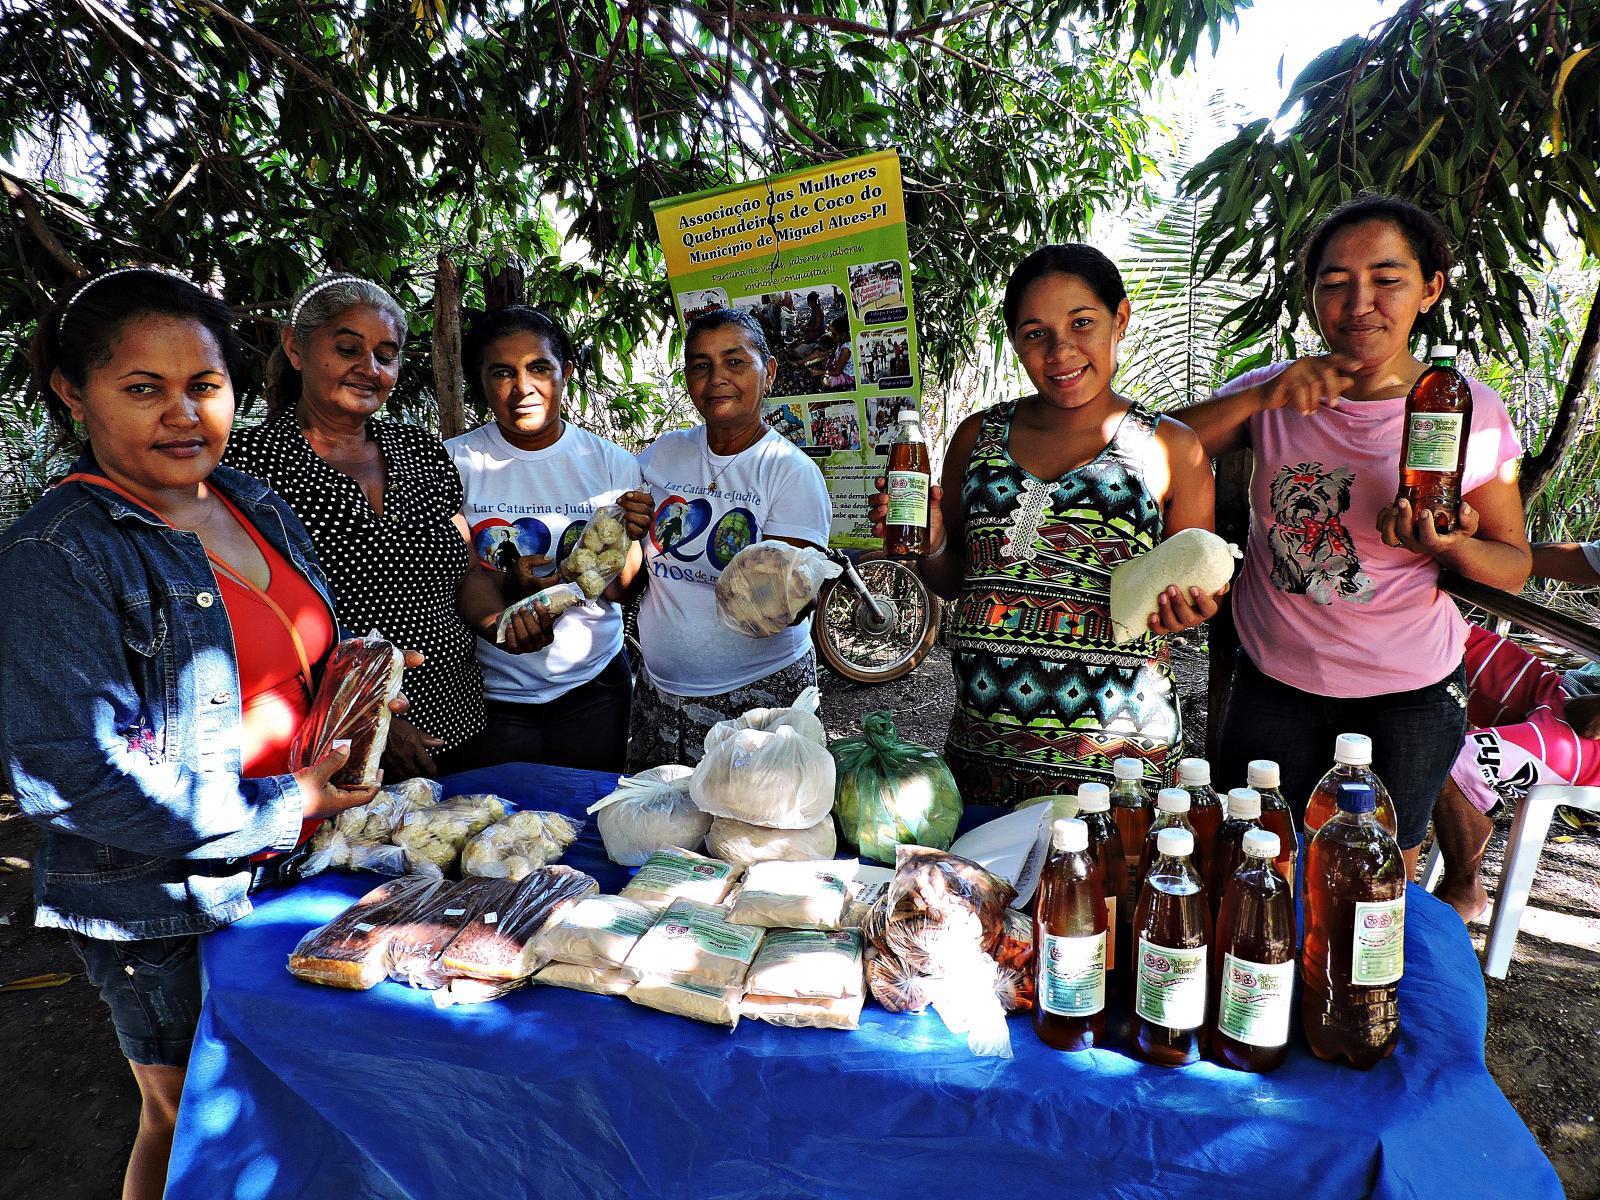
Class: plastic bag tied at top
832,710,963,864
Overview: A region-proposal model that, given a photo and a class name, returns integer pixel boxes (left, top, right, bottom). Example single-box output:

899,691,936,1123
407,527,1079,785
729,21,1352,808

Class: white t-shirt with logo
637,426,832,696
447,421,642,704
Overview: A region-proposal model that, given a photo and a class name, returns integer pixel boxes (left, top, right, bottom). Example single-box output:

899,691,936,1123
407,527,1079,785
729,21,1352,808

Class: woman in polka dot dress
225,274,486,776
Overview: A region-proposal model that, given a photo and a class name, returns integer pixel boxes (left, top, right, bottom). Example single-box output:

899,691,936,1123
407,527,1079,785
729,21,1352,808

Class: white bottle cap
1113,757,1144,781
1156,787,1190,813
1242,829,1281,860
1246,759,1280,789
1052,818,1088,853
1177,757,1211,786
1334,733,1373,766
1431,343,1457,358
1076,782,1111,812
897,409,920,423
1227,787,1262,820
1156,827,1194,858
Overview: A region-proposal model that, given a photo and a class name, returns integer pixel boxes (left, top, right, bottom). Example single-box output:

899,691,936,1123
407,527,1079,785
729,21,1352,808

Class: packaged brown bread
287,876,443,990
290,631,405,787
439,866,599,981
386,877,523,988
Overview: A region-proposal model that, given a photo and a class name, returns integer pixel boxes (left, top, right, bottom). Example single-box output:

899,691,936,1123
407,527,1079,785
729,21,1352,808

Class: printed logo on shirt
1264,462,1375,606
650,495,759,581
471,515,588,573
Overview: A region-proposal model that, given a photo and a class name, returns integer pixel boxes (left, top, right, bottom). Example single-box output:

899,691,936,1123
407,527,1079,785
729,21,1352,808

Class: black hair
684,307,770,360
1299,194,1453,296
31,267,243,448
1002,244,1128,333
264,273,408,418
462,306,576,406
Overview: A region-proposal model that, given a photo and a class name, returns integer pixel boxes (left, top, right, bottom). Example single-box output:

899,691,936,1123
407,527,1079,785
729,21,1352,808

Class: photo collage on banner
650,150,921,549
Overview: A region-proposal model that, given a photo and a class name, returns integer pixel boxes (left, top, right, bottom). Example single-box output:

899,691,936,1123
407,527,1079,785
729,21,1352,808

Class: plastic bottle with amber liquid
1110,757,1152,916
1132,827,1212,1066
1075,783,1129,1001
883,409,931,558
1034,818,1108,1052
1178,757,1223,879
1210,829,1297,1073
1134,787,1194,909
1303,734,1397,840
1207,788,1263,926
1395,344,1473,534
1247,759,1299,894
1301,781,1406,1069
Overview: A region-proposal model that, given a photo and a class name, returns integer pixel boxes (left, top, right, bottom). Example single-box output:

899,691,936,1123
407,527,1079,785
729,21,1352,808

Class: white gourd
1108,528,1242,645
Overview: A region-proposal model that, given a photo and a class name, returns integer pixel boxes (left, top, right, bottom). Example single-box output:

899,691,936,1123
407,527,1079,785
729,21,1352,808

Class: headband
55,266,194,336
288,274,366,329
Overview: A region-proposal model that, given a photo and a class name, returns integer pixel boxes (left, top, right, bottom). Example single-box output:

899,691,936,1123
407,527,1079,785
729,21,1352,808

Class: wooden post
432,252,465,440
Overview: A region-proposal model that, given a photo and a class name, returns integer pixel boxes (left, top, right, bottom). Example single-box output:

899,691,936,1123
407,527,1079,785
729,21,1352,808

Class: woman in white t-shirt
450,306,653,772
624,308,832,770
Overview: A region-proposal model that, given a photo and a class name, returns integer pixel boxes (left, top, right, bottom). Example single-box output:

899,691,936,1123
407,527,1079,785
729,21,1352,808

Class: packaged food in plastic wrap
706,814,836,866
430,976,528,1008
714,541,842,638
994,964,1036,1013
287,876,444,990
740,992,864,1030
628,979,742,1028
533,961,637,996
302,778,445,878
587,765,711,866
865,944,929,1014
438,865,599,981
461,811,582,880
541,894,657,973
619,847,739,907
289,631,405,787
385,877,522,989
745,929,863,999
559,504,631,600
624,898,765,990
994,908,1036,974
495,581,586,645
842,864,895,929
831,711,963,864
393,794,511,874
691,689,835,830
728,860,851,930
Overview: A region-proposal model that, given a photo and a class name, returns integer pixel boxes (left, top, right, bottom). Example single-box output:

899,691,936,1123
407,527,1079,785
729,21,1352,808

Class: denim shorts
67,931,202,1067
1216,653,1468,850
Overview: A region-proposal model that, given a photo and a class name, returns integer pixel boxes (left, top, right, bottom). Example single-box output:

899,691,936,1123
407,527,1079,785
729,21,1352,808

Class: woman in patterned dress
872,245,1223,805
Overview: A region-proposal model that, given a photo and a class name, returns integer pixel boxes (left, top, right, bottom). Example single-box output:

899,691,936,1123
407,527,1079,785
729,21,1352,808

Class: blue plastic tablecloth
165,764,1561,1200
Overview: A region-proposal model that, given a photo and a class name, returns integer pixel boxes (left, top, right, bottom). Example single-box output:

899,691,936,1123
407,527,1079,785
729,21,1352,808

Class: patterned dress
945,399,1181,806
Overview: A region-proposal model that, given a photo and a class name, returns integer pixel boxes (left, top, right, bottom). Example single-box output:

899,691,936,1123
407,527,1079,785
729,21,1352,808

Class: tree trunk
432,252,466,440
1520,278,1600,500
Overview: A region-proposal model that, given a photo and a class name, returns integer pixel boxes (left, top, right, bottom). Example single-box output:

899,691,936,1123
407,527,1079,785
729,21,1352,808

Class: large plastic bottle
1301,781,1406,1069
1211,829,1297,1073
1076,782,1128,998
1247,759,1299,894
1110,757,1152,920
1304,734,1398,839
1177,757,1223,878
1396,344,1473,534
1034,818,1108,1052
1207,787,1262,925
1134,787,1194,908
1133,826,1211,1066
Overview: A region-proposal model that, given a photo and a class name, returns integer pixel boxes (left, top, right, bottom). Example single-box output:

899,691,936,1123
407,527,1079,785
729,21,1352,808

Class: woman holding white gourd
870,244,1224,806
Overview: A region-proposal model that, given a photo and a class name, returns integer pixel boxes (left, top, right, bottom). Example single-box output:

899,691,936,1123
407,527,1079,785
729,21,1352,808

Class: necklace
702,422,764,494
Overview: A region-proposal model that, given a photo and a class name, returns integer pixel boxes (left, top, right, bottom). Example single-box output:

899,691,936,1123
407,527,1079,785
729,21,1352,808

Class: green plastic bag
831,711,963,864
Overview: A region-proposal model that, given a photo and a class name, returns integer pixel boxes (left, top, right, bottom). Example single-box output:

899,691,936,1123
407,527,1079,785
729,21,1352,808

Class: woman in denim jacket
0,269,400,1200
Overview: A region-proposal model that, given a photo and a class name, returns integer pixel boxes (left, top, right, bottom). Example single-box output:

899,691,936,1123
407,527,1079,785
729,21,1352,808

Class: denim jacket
0,455,338,940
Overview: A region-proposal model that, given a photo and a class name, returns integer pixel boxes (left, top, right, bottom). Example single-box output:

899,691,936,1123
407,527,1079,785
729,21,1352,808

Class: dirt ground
2,636,1596,1198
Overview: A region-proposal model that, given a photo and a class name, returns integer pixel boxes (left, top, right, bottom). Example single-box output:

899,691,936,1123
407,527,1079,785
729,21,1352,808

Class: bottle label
1040,931,1106,1017
1104,896,1117,970
1217,952,1294,1047
1352,897,1405,985
1134,937,1207,1030
885,471,929,527
1404,412,1465,472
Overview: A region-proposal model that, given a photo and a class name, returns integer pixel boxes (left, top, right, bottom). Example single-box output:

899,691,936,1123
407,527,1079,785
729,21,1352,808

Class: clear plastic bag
393,794,510,875
714,542,842,638
559,503,631,600
691,689,836,830
438,865,599,981
385,877,522,989
495,582,586,645
705,814,836,866
461,811,582,880
831,711,963,863
287,876,444,990
587,765,711,866
302,778,444,878
289,631,405,787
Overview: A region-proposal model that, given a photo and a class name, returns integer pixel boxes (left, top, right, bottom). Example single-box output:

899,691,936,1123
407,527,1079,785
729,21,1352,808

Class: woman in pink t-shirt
1180,195,1531,874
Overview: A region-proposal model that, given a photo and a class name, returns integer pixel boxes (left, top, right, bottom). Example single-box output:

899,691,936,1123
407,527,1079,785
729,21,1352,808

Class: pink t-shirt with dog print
1222,362,1521,698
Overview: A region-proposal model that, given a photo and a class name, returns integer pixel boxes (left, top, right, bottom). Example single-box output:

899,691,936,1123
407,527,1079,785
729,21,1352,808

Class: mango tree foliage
0,0,1244,431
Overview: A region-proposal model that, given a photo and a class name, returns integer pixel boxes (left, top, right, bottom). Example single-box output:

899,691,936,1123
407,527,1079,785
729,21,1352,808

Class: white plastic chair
1422,783,1600,979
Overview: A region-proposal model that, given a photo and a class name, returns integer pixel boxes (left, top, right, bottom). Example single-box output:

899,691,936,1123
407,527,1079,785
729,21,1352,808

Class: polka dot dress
225,412,485,751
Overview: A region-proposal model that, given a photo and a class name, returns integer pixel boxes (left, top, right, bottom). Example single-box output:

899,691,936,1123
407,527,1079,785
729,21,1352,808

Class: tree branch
1521,279,1600,499
0,176,86,278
